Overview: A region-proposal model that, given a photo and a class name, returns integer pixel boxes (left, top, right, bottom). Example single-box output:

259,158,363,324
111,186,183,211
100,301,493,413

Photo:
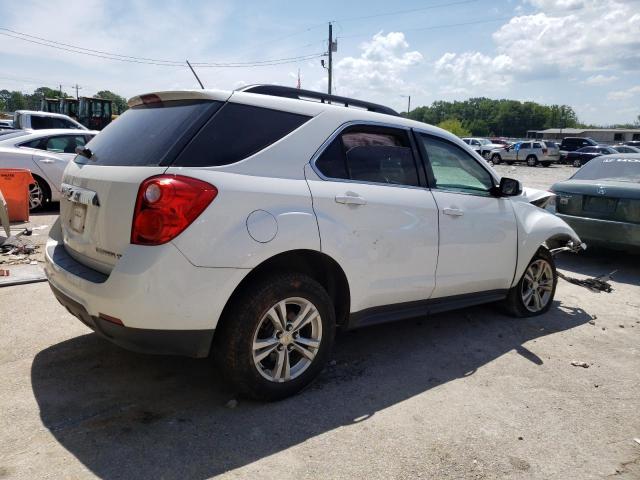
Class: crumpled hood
514,186,554,205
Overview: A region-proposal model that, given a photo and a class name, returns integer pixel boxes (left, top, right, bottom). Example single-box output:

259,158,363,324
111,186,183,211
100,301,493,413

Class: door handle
443,207,464,217
38,159,55,164
335,193,366,205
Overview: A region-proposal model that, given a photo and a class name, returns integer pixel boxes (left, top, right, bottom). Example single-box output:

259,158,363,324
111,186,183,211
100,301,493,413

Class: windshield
572,157,640,182
478,139,491,145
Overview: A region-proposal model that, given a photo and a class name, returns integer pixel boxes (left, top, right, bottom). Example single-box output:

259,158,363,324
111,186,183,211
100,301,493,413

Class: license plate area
70,203,87,234
583,196,617,214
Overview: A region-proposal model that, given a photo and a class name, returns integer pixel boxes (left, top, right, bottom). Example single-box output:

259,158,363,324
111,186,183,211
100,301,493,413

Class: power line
337,16,513,39
0,28,324,67
331,0,478,23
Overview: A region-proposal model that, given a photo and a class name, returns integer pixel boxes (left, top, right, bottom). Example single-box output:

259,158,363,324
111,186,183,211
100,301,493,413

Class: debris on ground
571,361,590,368
557,271,614,293
634,438,640,446
1,228,39,265
225,399,238,409
589,320,596,325
0,269,9,276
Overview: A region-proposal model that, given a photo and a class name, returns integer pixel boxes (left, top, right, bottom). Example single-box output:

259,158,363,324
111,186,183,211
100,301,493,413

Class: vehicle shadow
555,248,640,287
31,302,592,479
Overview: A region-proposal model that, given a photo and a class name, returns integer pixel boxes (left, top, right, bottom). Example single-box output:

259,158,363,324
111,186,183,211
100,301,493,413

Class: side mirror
494,177,522,197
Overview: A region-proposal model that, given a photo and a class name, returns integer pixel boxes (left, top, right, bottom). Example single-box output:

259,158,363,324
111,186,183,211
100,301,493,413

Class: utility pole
328,22,333,95
400,95,411,116
74,84,82,100
59,84,62,98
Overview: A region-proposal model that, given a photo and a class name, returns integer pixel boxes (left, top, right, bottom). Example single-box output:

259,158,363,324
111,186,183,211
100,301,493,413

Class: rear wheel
572,158,582,168
29,176,51,211
504,248,557,317
214,272,335,401
491,154,502,165
526,155,538,167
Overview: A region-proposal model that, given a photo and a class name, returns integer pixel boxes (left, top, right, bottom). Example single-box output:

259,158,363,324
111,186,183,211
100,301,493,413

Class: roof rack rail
237,84,399,117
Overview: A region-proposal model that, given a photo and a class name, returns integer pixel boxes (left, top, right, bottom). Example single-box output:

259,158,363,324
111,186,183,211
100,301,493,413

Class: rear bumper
49,283,214,357
44,219,250,357
557,213,640,249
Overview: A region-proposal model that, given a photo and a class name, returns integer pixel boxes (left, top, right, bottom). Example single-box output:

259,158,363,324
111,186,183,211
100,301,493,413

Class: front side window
314,126,419,187
418,134,494,194
30,116,54,129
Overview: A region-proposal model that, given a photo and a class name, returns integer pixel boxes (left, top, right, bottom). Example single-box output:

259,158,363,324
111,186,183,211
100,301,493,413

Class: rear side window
175,103,310,167
83,100,221,166
44,135,87,153
314,126,419,187
533,142,542,148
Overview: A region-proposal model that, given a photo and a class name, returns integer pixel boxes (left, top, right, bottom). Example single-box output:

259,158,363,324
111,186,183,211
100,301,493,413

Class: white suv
45,85,582,400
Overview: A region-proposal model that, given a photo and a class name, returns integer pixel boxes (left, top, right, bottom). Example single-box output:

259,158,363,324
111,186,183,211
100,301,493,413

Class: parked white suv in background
461,137,505,159
490,140,560,167
45,85,582,400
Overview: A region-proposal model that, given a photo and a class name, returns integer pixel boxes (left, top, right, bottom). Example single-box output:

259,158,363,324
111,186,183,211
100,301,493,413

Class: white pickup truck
489,140,560,167
13,110,87,131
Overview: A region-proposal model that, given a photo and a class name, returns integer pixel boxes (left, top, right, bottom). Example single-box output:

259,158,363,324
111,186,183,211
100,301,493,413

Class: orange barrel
0,169,34,222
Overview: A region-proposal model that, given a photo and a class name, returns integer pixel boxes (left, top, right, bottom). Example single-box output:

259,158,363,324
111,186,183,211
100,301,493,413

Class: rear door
306,124,439,312
59,97,224,274
415,132,517,298
30,134,90,192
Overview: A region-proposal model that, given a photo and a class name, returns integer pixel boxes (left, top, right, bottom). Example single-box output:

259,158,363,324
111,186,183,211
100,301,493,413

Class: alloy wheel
252,297,323,383
29,182,44,210
521,259,554,313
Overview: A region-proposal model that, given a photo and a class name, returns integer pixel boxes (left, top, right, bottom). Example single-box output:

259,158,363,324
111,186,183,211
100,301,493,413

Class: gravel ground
1,164,638,480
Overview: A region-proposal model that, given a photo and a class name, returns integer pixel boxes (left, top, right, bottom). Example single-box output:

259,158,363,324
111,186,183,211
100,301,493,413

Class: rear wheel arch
215,249,351,338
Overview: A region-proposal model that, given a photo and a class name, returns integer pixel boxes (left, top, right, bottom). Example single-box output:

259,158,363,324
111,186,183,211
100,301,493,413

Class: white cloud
607,85,640,100
332,32,423,99
583,74,618,86
434,0,640,91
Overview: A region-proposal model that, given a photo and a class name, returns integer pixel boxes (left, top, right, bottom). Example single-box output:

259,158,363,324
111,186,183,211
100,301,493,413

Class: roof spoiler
237,84,399,117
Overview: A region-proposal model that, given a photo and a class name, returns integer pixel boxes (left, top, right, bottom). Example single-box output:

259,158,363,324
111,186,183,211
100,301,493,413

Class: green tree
95,90,128,115
437,118,471,137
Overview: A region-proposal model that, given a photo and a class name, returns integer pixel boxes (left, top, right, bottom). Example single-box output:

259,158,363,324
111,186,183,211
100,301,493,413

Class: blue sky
0,0,638,125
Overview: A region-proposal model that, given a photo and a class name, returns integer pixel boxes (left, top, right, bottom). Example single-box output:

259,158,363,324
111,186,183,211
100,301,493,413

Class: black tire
213,272,335,401
526,155,538,167
504,247,557,318
572,158,582,168
29,175,51,211
491,154,502,165
541,161,551,167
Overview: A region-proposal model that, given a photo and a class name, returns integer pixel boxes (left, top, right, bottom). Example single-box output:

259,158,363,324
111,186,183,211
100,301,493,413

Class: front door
305,124,439,313
415,132,518,298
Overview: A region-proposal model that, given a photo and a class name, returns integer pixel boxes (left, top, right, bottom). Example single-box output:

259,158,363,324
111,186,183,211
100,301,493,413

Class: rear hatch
554,180,640,223
60,92,227,274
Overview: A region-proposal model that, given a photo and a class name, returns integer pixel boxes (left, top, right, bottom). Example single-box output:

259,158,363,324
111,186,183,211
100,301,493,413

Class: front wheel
491,154,502,165
214,272,335,401
526,155,538,167
572,158,582,168
504,248,557,317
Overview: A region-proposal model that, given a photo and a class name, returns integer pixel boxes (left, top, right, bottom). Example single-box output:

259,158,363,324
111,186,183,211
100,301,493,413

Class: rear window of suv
82,100,222,166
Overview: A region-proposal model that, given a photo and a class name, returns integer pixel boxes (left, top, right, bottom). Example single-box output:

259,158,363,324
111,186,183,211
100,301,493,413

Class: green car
551,154,640,251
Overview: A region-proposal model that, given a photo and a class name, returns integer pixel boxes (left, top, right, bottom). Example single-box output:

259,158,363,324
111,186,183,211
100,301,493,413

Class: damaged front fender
511,200,582,288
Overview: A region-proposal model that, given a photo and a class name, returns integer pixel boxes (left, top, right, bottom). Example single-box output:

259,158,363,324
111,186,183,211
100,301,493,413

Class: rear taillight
131,175,217,245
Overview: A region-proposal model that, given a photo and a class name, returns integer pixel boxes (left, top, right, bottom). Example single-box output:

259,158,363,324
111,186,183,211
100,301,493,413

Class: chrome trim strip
60,183,99,206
